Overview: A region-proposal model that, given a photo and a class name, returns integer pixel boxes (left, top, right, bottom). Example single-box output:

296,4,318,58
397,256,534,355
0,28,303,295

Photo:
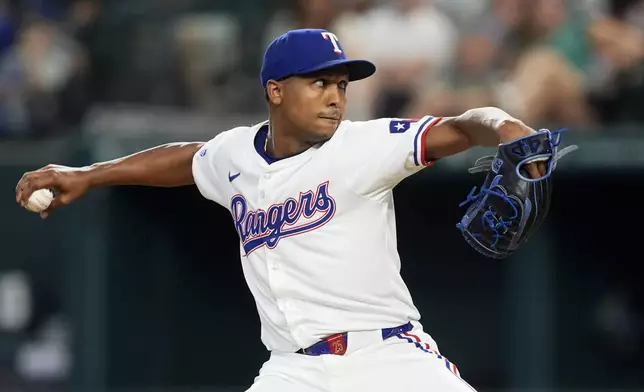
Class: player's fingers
16,165,62,204
41,192,68,215
40,199,57,220
15,173,33,204
17,177,38,205
525,163,541,179
42,197,60,216
538,161,547,177
17,174,57,205
16,175,37,206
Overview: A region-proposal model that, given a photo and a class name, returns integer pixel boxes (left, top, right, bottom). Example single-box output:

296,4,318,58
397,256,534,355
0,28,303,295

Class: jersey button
264,173,271,179
259,190,266,198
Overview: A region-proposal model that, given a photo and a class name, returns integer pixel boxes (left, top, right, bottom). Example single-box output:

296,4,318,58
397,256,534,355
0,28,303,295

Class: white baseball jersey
192,115,442,352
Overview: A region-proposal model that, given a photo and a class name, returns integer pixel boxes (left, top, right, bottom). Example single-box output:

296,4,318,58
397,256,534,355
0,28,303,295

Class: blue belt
296,322,413,356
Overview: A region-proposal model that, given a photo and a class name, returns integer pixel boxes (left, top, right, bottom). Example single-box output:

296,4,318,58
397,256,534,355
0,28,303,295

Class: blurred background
0,0,643,391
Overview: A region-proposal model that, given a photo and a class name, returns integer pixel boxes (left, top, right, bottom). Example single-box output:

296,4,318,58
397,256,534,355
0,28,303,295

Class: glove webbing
467,145,578,174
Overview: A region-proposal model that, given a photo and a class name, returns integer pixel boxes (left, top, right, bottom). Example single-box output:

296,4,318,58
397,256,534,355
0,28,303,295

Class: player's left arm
336,107,543,200
424,107,545,177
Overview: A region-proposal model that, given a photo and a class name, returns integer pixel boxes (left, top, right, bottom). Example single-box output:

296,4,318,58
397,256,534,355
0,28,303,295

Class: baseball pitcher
15,29,575,391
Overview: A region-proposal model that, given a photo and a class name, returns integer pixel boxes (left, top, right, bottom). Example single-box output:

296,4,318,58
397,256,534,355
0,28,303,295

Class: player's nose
325,85,343,107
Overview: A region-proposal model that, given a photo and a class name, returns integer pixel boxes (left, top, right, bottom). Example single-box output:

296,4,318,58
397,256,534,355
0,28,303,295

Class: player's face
281,68,349,142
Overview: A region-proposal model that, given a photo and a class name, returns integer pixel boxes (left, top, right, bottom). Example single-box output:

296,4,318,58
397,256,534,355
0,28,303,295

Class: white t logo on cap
321,32,342,54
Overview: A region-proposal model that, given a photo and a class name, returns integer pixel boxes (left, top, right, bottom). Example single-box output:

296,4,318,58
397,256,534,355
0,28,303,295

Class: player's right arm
15,142,204,218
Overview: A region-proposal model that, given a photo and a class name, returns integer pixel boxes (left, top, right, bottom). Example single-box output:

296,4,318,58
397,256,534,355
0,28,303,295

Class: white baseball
25,189,54,213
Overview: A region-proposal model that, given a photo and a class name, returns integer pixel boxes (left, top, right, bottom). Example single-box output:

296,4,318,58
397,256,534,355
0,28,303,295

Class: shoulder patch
388,119,419,134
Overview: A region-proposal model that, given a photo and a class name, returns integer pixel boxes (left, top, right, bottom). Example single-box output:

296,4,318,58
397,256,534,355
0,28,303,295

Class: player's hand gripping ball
456,129,578,259
25,189,54,213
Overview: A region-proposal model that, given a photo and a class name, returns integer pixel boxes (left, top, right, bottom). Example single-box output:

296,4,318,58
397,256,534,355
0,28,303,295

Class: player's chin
314,117,340,137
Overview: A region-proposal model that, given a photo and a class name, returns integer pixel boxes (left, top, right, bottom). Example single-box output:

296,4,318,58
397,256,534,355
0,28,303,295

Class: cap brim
294,59,376,82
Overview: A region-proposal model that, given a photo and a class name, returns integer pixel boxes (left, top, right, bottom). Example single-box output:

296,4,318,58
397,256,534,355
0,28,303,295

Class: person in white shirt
332,0,459,119
16,28,546,392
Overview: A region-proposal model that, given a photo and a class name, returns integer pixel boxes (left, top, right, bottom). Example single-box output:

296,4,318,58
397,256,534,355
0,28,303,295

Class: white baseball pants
245,324,477,392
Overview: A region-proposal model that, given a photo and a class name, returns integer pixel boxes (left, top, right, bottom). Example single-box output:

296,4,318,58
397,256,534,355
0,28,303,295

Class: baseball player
16,29,547,391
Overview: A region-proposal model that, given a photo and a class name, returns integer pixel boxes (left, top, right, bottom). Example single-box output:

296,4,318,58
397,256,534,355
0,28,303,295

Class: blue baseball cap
260,29,376,88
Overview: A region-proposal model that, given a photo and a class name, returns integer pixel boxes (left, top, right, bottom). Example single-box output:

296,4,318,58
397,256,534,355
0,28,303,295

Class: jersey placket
258,168,301,345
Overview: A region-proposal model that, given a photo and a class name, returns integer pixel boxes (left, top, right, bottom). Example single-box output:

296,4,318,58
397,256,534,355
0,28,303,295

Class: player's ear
266,80,283,105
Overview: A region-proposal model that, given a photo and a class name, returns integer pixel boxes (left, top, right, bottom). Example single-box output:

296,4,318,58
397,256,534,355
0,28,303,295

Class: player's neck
266,120,314,159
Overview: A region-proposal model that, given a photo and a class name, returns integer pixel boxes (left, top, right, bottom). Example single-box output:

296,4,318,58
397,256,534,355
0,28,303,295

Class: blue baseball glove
456,129,578,259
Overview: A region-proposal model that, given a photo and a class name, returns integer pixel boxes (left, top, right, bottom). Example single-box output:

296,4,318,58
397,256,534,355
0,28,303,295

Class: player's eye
338,81,348,91
314,79,325,88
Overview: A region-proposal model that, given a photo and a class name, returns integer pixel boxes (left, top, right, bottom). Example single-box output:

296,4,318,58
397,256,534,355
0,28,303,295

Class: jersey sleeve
192,133,229,207
337,115,442,199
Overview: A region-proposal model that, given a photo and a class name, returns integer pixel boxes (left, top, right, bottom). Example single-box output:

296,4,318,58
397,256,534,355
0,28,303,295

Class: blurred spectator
175,12,243,112
501,0,599,126
0,17,89,138
434,0,489,25
407,33,501,117
263,0,339,51
333,0,459,120
587,0,644,124
64,0,101,101
406,0,525,118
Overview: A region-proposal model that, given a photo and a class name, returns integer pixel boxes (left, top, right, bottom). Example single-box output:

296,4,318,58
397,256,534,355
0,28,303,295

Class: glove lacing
456,176,519,248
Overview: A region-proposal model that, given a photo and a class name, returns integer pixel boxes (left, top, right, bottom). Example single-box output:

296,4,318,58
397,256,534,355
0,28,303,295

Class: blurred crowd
0,0,643,140
0,0,95,139
267,0,644,125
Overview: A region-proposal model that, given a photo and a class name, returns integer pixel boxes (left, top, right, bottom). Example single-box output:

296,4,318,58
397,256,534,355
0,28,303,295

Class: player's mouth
319,113,342,121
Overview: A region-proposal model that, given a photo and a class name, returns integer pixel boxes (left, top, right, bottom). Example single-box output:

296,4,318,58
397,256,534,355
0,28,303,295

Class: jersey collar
254,124,280,165
253,122,322,165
